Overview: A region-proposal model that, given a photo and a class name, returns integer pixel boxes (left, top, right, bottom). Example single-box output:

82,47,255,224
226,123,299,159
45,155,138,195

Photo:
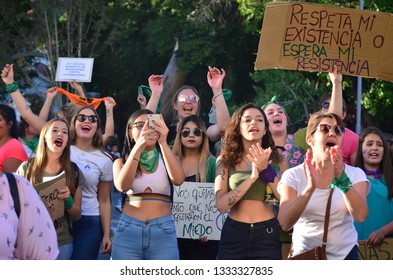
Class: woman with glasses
278,112,370,260
354,127,393,246
172,115,218,259
215,103,282,260
111,109,184,260
69,106,114,260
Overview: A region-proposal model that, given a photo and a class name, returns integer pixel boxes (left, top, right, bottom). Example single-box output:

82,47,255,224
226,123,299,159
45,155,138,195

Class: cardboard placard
55,57,94,82
34,172,66,234
255,2,393,82
172,182,228,241
358,238,393,260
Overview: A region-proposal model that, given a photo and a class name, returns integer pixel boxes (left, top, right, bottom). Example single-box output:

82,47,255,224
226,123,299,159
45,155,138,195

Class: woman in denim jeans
111,109,184,260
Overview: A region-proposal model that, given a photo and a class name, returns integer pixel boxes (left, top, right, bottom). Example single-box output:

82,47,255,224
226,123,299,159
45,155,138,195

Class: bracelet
65,196,74,210
329,171,352,193
6,82,19,93
212,92,223,101
133,157,139,162
259,164,277,184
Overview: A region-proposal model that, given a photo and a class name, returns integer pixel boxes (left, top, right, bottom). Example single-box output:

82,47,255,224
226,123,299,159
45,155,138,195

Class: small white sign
172,182,228,241
55,57,94,82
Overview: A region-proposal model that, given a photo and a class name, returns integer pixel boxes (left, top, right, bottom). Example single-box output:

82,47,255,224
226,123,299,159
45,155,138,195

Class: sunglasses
130,121,145,130
313,124,345,136
177,95,199,104
321,101,330,110
181,127,203,138
76,114,98,123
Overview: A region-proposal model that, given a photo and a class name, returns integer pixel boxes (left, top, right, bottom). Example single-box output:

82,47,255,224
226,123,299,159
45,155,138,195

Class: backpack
5,172,20,218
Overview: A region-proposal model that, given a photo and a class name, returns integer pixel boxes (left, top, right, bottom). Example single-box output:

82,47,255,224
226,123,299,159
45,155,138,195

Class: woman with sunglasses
278,112,370,260
69,106,114,260
354,127,393,247
111,109,184,260
215,103,282,260
172,115,218,259
16,118,83,260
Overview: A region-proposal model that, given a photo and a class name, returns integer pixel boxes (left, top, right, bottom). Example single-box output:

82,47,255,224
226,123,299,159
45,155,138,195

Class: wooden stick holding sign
172,182,228,241
34,172,66,234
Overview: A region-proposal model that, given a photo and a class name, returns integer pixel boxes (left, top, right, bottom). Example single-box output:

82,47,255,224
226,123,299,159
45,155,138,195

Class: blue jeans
344,245,359,260
111,213,179,260
218,216,282,260
58,242,73,260
71,215,103,260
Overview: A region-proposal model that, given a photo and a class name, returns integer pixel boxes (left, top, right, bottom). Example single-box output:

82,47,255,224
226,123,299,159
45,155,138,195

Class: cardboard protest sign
358,238,393,260
34,172,66,234
255,2,393,82
172,182,228,241
55,57,94,82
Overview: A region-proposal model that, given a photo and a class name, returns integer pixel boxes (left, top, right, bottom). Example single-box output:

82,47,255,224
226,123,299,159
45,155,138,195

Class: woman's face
129,114,158,149
74,108,98,141
45,121,69,154
0,114,11,139
362,133,384,168
180,121,203,150
308,117,344,152
239,108,266,142
263,103,287,135
174,88,199,121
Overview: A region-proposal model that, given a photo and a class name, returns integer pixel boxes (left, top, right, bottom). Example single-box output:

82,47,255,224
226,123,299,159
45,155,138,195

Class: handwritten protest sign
358,238,393,260
55,57,94,82
255,2,393,82
172,182,227,241
34,172,66,234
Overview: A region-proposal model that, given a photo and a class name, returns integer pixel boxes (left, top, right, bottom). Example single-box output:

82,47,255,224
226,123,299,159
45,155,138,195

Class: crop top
126,155,171,197
228,169,266,201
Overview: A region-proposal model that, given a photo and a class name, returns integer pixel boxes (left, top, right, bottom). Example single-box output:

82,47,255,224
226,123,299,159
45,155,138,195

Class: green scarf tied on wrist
329,171,352,193
139,147,159,173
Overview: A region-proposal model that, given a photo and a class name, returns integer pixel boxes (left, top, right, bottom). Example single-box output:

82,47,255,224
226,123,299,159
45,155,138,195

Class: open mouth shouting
54,138,64,147
325,139,337,148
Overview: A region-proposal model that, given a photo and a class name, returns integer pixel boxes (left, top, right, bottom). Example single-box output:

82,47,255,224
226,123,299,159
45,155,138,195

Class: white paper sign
172,182,228,241
55,57,94,82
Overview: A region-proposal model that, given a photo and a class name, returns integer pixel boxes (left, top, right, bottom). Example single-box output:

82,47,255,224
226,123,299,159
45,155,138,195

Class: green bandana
23,136,39,153
139,147,159,173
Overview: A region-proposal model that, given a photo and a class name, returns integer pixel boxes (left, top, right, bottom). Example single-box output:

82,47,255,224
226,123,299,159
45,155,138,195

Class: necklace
242,157,252,170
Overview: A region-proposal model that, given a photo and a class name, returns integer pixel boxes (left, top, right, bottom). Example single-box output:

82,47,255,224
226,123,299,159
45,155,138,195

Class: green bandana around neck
139,147,159,172
23,136,39,153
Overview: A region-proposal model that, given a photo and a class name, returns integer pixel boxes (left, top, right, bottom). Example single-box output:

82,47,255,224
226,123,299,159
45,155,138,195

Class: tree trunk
160,40,187,122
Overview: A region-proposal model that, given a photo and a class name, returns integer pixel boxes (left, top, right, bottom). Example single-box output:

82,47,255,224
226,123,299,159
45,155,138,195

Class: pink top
341,128,359,165
0,138,28,171
0,173,59,260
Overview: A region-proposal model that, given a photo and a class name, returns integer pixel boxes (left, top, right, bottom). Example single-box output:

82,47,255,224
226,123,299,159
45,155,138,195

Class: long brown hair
25,118,77,194
172,115,211,182
220,103,280,168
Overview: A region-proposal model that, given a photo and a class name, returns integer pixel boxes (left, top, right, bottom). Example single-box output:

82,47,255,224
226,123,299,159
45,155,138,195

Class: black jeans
217,216,282,260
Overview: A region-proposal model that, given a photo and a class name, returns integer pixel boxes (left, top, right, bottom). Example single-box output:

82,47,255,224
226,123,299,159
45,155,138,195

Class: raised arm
38,87,57,121
328,64,343,118
145,75,163,113
69,81,86,98
1,64,46,132
206,66,230,142
102,97,116,147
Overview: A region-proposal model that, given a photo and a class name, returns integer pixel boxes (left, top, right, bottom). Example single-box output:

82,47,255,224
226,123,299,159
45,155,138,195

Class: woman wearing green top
215,103,282,260
172,115,217,259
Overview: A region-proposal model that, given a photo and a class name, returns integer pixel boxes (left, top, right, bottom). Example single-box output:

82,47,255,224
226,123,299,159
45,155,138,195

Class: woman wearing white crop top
111,109,185,260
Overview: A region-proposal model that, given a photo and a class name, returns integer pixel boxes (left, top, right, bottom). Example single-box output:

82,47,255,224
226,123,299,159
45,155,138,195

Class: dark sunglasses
130,121,145,130
181,127,203,138
177,95,199,104
313,124,345,136
76,114,97,123
321,101,330,110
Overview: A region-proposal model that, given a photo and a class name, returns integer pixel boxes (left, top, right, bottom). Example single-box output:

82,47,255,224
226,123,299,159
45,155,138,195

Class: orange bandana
46,87,116,110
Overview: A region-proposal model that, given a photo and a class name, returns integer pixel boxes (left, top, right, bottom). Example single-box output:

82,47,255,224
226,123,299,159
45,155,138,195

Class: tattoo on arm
216,159,226,180
106,109,112,116
227,189,241,207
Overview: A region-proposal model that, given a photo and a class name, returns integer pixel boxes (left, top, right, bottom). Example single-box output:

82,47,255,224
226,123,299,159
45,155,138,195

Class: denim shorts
217,216,282,260
111,213,179,260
